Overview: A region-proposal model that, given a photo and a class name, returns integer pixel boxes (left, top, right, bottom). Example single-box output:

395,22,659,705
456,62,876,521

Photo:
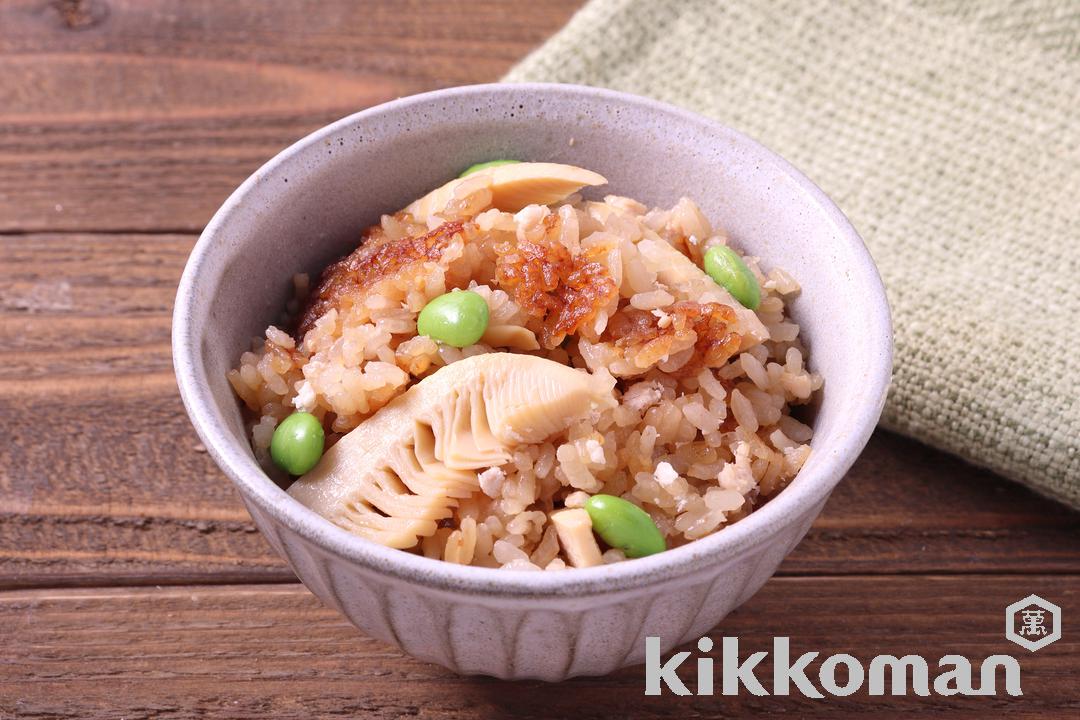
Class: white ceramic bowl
173,83,891,680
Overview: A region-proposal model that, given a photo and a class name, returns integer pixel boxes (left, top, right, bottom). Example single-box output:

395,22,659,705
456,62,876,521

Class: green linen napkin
506,0,1080,507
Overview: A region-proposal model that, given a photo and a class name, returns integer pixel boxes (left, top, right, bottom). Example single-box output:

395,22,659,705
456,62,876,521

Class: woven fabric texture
506,0,1080,506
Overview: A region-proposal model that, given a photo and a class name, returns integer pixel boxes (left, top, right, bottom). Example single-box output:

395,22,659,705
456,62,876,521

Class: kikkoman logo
644,637,1023,697
645,595,1063,697
1006,594,1061,652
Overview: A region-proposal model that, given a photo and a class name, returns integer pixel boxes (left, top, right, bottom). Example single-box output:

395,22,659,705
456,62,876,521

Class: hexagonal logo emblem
1006,594,1061,652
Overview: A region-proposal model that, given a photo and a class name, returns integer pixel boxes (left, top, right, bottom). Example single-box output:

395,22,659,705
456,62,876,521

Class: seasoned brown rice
229,166,821,569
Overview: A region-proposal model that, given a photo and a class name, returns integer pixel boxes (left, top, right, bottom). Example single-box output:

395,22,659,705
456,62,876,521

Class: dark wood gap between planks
3,570,1079,596
0,227,201,236
4,548,1080,592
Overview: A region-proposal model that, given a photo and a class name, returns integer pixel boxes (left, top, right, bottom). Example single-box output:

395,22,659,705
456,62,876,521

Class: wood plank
782,430,1080,576
0,0,584,233
2,232,1079,586
1,578,1076,717
0,232,291,585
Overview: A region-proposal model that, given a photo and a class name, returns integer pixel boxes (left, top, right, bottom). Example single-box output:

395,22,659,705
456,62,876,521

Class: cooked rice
229,185,821,569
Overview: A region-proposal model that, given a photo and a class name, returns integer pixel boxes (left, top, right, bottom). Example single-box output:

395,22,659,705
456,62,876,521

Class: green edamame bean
417,290,490,348
458,159,520,178
270,412,325,476
703,245,761,310
584,494,666,558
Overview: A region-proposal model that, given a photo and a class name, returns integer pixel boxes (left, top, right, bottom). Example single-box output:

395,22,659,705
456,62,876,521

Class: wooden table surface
1,1,1077,717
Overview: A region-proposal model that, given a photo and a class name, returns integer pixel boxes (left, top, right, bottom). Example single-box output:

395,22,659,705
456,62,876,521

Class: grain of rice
602,548,628,564
729,388,759,434
779,415,814,443
630,289,676,310
478,466,506,498
681,399,720,434
740,353,770,391
766,267,801,295
654,461,679,488
266,326,295,349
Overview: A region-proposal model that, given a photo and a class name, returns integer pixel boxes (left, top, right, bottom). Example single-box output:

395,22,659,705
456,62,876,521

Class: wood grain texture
0,0,583,233
0,232,293,586
2,1,1079,715
2,579,1076,718
3,232,1080,587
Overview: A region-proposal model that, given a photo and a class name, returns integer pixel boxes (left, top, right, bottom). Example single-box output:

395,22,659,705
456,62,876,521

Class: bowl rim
173,82,893,599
